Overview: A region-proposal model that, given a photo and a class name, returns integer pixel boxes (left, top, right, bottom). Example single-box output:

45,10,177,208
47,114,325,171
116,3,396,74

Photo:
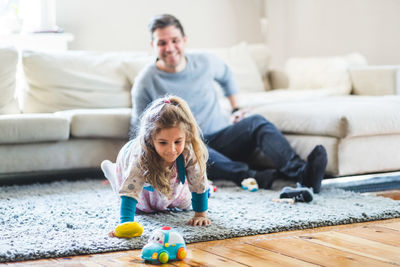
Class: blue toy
141,226,187,264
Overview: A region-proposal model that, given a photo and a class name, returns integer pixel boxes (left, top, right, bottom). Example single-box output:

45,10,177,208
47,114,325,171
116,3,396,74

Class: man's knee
248,114,265,123
245,114,271,129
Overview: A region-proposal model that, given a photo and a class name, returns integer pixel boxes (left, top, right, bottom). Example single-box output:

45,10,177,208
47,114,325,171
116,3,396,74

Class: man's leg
242,115,327,192
245,115,307,180
206,146,252,186
206,145,278,188
206,115,306,181
206,114,328,192
205,115,290,188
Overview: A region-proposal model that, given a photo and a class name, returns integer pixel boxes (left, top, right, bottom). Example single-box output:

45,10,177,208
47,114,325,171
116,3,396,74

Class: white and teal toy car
241,177,259,192
141,226,187,264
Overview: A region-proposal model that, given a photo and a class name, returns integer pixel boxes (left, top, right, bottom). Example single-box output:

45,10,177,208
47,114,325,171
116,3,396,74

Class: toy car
241,177,259,192
141,226,187,264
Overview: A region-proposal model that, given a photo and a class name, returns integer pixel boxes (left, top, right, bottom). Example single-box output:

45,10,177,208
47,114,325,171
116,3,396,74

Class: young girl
101,96,210,238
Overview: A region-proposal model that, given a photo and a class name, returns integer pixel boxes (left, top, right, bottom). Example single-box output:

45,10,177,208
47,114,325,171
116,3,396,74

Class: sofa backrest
22,50,152,113
202,42,271,93
20,43,270,113
0,46,20,114
350,65,400,96
284,53,368,95
248,43,272,91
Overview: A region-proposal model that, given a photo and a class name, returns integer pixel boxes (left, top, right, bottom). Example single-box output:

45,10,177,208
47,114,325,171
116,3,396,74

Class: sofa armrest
268,68,289,90
350,65,400,95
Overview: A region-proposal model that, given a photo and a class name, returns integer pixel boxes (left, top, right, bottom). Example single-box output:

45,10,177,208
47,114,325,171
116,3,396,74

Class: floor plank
373,190,400,200
194,242,318,267
5,259,59,266
5,220,400,266
249,235,396,267
170,248,248,267
304,231,400,265
339,225,400,246
379,221,400,231
95,250,146,267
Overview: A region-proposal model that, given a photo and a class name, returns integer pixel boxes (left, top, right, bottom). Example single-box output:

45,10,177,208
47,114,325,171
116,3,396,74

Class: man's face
151,25,187,72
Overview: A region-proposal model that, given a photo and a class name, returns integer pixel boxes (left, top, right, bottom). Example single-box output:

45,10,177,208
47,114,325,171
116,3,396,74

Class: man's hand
188,211,211,226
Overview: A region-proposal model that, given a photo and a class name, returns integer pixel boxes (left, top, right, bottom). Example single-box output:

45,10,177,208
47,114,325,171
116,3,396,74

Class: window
0,0,59,34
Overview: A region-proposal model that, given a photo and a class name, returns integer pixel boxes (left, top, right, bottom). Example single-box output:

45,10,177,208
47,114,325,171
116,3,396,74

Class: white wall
56,0,264,52
56,0,400,67
266,0,400,67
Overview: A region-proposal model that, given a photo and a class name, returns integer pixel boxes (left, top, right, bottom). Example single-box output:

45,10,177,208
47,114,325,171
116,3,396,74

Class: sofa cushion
285,53,367,95
0,114,69,144
0,46,20,114
252,96,400,138
0,139,126,174
350,65,400,95
247,44,271,80
247,43,272,90
285,134,339,176
56,108,131,138
236,88,341,110
338,134,400,176
22,50,151,113
123,55,154,85
203,42,265,93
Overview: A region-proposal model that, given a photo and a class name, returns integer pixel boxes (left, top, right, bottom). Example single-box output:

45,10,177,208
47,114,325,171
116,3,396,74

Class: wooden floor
6,191,400,267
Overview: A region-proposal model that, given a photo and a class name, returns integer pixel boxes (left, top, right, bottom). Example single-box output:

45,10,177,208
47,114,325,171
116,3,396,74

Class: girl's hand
189,211,211,226
109,230,116,237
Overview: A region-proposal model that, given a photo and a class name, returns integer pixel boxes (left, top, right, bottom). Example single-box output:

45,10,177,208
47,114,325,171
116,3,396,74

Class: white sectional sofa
1,43,399,182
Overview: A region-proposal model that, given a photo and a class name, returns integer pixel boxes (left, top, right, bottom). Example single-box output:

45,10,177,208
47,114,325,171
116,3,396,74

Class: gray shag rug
1,179,399,263
322,174,400,193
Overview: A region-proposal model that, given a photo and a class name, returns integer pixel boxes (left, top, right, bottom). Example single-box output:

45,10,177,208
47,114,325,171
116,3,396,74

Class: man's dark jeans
204,114,306,184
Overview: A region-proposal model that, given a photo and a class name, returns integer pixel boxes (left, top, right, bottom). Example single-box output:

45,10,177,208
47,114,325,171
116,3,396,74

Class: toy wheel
177,247,187,260
158,252,169,264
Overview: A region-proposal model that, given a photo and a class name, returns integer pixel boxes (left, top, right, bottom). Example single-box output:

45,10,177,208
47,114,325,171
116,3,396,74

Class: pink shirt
136,162,191,212
108,139,208,213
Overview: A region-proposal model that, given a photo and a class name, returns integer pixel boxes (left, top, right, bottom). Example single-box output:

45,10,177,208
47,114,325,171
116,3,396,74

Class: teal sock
120,196,137,223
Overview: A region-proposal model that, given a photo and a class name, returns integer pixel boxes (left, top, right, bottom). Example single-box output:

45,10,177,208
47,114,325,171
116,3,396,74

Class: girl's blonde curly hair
135,95,208,195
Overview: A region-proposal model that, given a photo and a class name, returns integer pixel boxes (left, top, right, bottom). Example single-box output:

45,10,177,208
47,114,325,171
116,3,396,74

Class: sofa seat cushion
0,114,69,144
338,134,400,176
235,88,341,109
252,95,400,138
0,139,126,174
56,108,131,138
285,134,339,176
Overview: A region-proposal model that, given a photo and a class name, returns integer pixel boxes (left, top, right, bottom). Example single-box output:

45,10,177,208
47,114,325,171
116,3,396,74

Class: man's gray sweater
130,52,238,137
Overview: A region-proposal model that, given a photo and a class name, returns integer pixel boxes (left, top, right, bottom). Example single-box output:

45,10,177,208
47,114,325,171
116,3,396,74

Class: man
130,14,327,193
